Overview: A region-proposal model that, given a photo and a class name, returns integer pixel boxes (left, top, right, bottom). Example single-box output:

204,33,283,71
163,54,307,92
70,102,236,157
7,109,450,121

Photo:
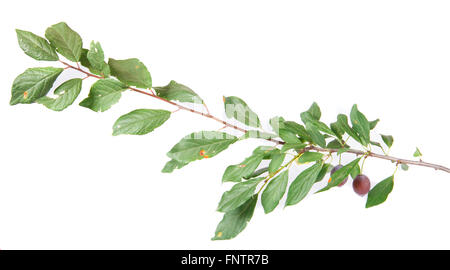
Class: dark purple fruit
353,174,371,196
329,165,348,187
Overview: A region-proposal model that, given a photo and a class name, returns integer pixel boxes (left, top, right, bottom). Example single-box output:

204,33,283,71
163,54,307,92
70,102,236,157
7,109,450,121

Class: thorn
171,108,181,113
217,125,227,131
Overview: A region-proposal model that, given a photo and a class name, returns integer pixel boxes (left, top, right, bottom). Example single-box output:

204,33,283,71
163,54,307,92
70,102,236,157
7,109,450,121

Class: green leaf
108,58,152,88
369,119,380,130
154,80,203,104
223,96,261,128
261,170,289,214
330,122,344,140
350,163,360,179
327,139,345,149
316,158,361,193
244,167,269,179
283,121,311,141
112,109,171,136
241,130,278,140
10,67,63,105
370,141,383,149
269,116,285,133
285,162,323,207
87,41,110,77
381,134,394,148
306,102,321,120
337,148,350,155
45,22,82,61
401,164,409,171
305,122,326,147
252,146,278,159
167,131,238,163
268,152,286,174
297,152,323,164
36,78,82,111
79,78,127,112
413,148,422,158
281,143,307,153
222,153,264,182
366,176,394,208
413,147,422,157
279,129,300,144
212,195,257,240
350,104,370,146
16,29,58,61
79,48,91,67
161,159,188,173
217,178,262,212
337,114,361,144
315,163,331,183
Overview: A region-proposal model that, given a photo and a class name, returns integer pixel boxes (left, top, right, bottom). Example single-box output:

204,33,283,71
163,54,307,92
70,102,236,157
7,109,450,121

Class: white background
1,0,449,249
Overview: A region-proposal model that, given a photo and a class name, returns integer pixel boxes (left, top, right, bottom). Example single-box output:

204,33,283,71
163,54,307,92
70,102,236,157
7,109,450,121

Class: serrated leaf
167,131,238,163
381,134,394,148
212,195,257,240
108,58,152,88
413,147,422,157
401,164,409,171
154,80,203,104
217,178,263,212
112,109,171,136
316,158,361,193
161,159,188,173
285,162,323,207
87,41,110,77
268,152,286,174
366,176,394,208
297,152,323,164
262,170,289,214
45,22,82,61
10,67,63,105
79,78,127,112
305,122,326,147
16,29,58,61
223,96,261,128
350,104,370,146
36,78,82,111
222,153,264,182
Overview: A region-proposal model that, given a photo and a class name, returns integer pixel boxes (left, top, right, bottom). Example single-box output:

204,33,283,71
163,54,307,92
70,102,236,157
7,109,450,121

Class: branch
60,61,450,174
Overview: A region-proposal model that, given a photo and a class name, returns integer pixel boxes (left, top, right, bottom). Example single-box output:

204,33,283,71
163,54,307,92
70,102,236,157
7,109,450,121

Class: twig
60,61,450,174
